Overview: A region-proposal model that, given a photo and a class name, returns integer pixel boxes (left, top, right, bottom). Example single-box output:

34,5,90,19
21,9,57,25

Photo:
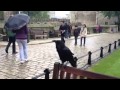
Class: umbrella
4,14,30,30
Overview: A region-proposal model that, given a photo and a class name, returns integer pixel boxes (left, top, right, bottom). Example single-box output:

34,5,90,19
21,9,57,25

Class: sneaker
5,49,8,53
20,60,25,64
24,59,28,62
12,52,18,54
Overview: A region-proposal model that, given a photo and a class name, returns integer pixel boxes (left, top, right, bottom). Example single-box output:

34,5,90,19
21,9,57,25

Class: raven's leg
61,61,65,65
66,61,69,65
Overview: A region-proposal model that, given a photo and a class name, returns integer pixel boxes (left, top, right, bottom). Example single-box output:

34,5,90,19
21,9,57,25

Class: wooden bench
30,30,48,39
52,62,118,79
54,30,61,37
0,34,8,41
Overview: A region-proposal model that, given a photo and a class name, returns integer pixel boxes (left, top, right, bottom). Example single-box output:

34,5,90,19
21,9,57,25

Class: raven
53,40,78,67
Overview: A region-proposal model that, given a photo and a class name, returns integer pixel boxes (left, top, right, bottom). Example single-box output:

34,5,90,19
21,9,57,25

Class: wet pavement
0,33,120,79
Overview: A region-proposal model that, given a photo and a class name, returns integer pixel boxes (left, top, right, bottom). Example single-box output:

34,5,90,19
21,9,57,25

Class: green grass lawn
87,48,120,78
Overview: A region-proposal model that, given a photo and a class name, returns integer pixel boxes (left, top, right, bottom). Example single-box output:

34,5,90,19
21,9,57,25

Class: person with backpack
74,25,80,45
5,29,17,54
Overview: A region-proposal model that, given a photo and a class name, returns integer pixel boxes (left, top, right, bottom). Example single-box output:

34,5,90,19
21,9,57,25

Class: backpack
6,30,16,37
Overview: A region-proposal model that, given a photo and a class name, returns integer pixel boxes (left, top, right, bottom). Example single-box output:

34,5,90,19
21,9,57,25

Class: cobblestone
0,33,120,79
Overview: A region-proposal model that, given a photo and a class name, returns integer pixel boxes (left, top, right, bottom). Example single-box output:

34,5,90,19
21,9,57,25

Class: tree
12,11,50,20
23,11,50,20
101,11,120,31
0,11,4,20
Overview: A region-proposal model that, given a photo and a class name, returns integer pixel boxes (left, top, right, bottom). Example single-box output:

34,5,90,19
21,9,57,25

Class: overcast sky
55,11,70,18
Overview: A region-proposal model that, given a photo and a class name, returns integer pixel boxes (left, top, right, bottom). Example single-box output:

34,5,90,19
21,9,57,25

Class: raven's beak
74,57,78,61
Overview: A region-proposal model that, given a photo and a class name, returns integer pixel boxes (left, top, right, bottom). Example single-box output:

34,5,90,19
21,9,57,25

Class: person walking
5,30,17,54
4,14,17,54
59,21,66,43
13,25,29,63
64,22,69,39
80,24,87,46
74,25,79,45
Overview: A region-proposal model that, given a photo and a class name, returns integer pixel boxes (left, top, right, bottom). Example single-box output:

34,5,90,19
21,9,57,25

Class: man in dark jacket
74,25,80,45
59,21,67,43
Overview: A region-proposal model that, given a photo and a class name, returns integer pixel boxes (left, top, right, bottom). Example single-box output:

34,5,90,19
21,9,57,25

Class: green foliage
12,11,50,20
23,11,50,20
0,11,4,20
101,11,120,19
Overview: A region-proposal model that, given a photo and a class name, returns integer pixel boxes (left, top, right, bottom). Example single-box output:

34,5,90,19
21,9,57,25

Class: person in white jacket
80,24,87,46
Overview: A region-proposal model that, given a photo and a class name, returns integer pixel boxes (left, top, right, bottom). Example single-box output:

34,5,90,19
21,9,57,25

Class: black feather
53,40,78,67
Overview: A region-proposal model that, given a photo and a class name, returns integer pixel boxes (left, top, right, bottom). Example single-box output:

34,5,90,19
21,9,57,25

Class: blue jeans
65,30,69,38
16,39,28,61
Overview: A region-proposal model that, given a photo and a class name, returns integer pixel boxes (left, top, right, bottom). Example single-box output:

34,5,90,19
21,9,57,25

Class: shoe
12,52,18,54
20,60,25,64
5,49,8,53
24,59,28,62
75,43,77,45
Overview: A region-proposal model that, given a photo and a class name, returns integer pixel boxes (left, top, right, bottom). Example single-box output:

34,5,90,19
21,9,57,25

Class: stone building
70,11,118,26
1,11,118,26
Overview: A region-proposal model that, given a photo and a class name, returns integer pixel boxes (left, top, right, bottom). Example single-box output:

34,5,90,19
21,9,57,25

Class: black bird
53,40,78,67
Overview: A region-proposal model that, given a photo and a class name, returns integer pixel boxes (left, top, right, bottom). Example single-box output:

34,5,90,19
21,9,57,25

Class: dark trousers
68,32,71,38
75,36,78,45
5,37,16,53
80,37,86,46
61,33,65,43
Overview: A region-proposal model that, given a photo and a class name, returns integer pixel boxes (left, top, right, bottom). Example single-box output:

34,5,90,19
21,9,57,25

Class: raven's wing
57,47,74,63
63,46,74,55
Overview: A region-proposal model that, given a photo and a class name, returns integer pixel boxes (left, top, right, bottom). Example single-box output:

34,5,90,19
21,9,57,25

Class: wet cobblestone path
0,33,120,79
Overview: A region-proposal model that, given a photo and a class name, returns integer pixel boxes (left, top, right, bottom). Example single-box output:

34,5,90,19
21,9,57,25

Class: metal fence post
100,47,103,58
88,51,92,65
118,39,120,46
44,68,50,79
108,44,111,53
114,41,117,49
